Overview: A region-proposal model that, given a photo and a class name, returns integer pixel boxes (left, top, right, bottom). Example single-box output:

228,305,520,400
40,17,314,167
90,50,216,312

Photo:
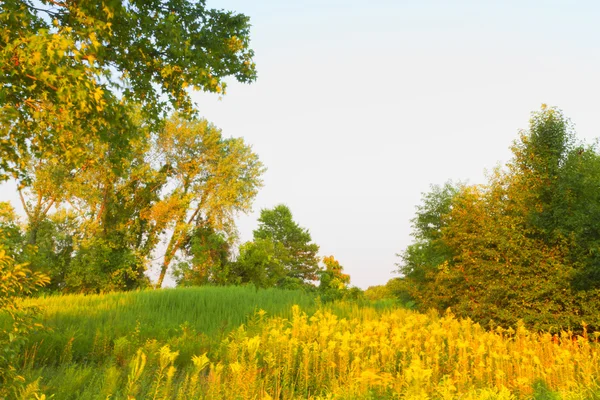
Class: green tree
0,202,24,257
172,226,233,286
12,111,163,292
399,182,459,307
399,106,600,330
22,210,77,291
1,0,256,183
229,239,287,288
252,204,320,286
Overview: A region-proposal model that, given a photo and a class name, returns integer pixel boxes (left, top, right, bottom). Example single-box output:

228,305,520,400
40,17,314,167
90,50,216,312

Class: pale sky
2,0,599,289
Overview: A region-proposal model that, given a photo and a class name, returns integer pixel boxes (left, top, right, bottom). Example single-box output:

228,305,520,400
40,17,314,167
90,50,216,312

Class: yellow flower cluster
124,305,600,399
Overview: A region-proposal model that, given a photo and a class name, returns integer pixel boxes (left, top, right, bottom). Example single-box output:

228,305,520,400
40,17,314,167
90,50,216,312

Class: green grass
19,285,317,367
10,287,595,399
6,286,405,399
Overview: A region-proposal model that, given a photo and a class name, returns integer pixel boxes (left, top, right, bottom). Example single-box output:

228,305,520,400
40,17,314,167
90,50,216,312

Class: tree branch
18,188,32,220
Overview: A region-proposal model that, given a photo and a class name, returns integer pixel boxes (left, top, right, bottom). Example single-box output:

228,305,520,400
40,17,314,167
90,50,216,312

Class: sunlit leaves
0,239,48,395
1,0,257,182
155,116,265,287
400,106,600,331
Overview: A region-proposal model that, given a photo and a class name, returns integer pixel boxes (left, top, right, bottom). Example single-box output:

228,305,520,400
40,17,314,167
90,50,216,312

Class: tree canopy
0,0,265,292
399,106,600,331
1,0,256,182
253,204,321,284
232,204,321,289
6,114,264,292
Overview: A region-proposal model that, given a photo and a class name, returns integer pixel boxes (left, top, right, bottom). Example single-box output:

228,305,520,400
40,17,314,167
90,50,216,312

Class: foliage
0,238,48,397
228,239,287,288
363,284,390,301
1,0,256,182
1,0,261,293
155,116,265,287
399,181,459,301
7,113,264,292
249,204,321,285
317,255,350,301
0,202,24,257
172,226,232,286
364,278,413,304
231,207,351,293
399,106,600,331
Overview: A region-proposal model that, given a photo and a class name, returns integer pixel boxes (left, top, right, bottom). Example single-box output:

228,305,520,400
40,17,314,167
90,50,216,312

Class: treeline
0,0,355,297
397,106,600,331
0,130,351,295
0,114,262,292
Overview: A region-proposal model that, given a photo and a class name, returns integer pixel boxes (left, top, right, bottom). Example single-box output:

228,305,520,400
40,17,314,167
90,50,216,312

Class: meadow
4,286,599,399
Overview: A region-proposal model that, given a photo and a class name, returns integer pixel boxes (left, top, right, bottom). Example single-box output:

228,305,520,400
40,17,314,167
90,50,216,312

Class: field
8,286,600,399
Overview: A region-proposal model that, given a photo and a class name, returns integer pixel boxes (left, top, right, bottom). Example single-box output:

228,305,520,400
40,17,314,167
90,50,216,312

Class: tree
1,0,257,182
172,226,233,286
0,202,24,257
2,0,260,292
252,204,320,285
228,239,287,288
154,117,264,287
399,106,600,331
11,110,164,292
7,112,263,292
318,256,350,301
364,278,414,305
399,181,459,305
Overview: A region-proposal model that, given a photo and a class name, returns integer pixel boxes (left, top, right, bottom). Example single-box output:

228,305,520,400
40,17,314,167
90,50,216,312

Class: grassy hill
19,286,316,366
7,286,600,399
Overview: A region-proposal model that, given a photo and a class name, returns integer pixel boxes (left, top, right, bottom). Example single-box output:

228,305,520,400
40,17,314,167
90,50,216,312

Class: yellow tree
436,174,577,329
318,256,350,301
400,106,599,330
9,112,263,292
1,0,256,183
153,117,265,287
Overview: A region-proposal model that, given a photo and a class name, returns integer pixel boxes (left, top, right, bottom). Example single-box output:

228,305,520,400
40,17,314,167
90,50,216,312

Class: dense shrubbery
0,238,48,397
399,106,600,331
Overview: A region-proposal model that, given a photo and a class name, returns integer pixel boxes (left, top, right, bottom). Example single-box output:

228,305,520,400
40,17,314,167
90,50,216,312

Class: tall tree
252,204,320,286
154,117,264,287
399,106,600,331
1,0,256,182
11,112,263,292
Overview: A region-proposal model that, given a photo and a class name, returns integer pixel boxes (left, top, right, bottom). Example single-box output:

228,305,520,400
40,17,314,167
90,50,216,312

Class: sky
2,0,600,289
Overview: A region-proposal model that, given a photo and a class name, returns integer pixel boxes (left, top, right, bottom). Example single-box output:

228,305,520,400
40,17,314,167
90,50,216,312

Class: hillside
5,287,599,399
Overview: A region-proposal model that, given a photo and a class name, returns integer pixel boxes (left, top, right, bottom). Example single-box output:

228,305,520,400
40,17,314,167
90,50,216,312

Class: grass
19,285,317,367
7,286,600,399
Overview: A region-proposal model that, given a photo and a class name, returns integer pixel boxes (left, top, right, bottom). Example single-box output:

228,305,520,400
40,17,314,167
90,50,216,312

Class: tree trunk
156,250,174,288
156,224,185,288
